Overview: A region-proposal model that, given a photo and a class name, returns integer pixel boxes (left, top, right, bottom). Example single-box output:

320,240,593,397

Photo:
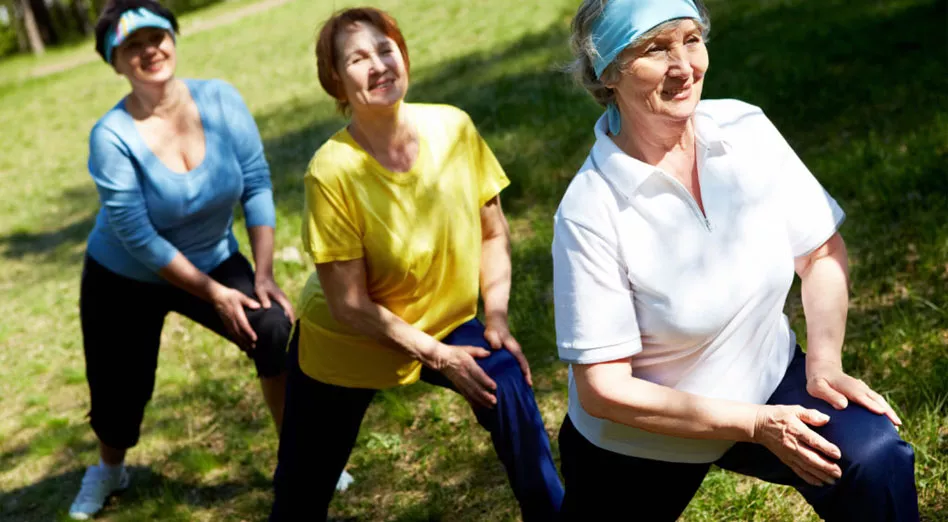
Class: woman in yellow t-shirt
269,7,563,521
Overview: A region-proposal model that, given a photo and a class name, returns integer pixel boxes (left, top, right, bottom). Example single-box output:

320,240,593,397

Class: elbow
575,375,613,420
326,293,366,328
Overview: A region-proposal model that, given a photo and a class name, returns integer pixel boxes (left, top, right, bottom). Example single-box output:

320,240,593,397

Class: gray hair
568,0,711,107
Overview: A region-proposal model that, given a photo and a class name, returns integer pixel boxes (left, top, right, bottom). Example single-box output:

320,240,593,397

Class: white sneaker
68,463,129,520
336,470,355,492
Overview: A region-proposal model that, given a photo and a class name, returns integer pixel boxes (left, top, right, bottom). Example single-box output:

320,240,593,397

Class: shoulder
187,78,246,107
695,98,764,123
411,103,474,132
89,104,132,152
306,128,360,186
555,157,620,231
696,98,783,140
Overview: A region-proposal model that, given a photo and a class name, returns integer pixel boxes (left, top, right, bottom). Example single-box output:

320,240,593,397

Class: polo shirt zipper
658,172,713,232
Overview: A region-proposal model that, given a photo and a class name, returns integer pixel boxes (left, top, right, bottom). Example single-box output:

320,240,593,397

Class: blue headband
590,0,702,134
104,7,175,64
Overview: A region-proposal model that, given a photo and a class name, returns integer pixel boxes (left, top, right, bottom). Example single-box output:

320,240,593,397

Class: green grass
1,0,946,520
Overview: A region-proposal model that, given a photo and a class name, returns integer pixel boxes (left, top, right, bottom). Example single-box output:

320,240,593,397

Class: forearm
157,253,223,302
576,367,758,442
330,292,444,367
248,225,275,278
479,233,511,320
799,238,850,370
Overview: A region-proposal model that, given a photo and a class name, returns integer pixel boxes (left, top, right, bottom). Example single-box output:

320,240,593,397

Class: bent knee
255,307,291,345
481,349,526,384
842,418,915,483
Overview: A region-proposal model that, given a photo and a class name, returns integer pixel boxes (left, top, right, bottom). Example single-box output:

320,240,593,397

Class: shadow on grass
0,185,97,265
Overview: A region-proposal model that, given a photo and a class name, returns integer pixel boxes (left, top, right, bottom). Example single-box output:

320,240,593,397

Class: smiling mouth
142,60,163,72
662,84,692,98
370,78,395,91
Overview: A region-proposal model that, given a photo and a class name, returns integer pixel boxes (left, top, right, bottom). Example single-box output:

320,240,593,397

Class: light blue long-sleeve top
85,78,276,283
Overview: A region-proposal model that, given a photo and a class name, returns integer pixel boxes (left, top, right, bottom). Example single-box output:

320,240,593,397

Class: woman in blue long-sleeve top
69,1,294,519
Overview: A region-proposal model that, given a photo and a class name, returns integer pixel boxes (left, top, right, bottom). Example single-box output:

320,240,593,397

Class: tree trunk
28,0,57,44
17,0,44,55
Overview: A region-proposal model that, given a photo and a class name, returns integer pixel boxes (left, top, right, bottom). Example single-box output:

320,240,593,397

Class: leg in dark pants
420,319,564,522
716,348,919,522
558,415,710,522
270,326,376,521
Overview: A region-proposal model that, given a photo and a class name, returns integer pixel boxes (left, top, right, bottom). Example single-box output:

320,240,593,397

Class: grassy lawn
0,0,945,520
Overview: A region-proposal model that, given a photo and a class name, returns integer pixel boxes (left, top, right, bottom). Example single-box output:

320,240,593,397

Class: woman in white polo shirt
552,1,919,520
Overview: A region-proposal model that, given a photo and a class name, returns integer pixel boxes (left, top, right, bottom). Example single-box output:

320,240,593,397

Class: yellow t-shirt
297,103,510,389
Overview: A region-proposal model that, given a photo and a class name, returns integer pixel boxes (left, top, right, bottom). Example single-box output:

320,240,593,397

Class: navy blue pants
270,319,564,521
559,347,919,521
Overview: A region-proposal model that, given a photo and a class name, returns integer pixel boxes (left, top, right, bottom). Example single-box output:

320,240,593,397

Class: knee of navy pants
718,347,919,522
422,319,564,522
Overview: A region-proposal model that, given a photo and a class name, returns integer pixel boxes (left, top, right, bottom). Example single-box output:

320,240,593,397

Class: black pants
80,253,291,449
270,319,564,521
558,347,919,522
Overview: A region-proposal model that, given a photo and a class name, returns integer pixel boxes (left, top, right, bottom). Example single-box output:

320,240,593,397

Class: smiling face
608,19,709,126
334,21,409,112
113,27,176,86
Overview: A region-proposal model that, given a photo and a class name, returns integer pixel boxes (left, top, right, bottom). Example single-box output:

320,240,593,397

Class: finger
851,392,887,416
471,365,497,392
799,408,831,427
796,444,842,483
241,294,262,310
483,330,502,350
866,389,902,426
256,289,272,309
462,346,492,359
227,317,252,350
789,462,827,487
505,342,533,387
799,422,841,460
273,293,297,322
234,307,258,344
808,379,848,410
465,384,496,409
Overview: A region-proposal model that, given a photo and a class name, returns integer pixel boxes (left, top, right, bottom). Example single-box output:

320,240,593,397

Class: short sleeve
463,115,510,207
757,115,846,257
301,160,363,264
552,213,643,364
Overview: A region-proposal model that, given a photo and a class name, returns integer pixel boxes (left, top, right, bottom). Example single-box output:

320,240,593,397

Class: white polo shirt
552,99,846,463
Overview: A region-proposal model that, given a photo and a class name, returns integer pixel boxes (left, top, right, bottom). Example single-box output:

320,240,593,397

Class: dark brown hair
315,7,410,114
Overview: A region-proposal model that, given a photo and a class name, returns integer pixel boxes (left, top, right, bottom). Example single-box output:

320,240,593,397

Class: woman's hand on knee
753,405,843,487
483,316,533,387
431,344,497,409
254,274,296,322
805,363,902,427
210,284,260,350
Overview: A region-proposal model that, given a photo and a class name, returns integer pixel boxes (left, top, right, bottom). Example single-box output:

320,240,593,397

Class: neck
615,112,694,166
349,101,412,149
128,78,183,119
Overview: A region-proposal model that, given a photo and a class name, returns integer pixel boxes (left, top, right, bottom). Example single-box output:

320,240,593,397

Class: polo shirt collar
590,110,731,201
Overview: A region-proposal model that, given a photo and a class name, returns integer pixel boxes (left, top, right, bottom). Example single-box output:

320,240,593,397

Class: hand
211,285,260,350
753,405,842,487
806,361,902,427
432,343,497,409
484,315,533,387
254,274,297,322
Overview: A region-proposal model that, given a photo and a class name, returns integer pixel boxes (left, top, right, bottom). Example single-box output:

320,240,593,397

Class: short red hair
315,7,410,114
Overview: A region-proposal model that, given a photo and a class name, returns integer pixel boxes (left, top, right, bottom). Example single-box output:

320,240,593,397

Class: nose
666,45,694,77
368,52,387,74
